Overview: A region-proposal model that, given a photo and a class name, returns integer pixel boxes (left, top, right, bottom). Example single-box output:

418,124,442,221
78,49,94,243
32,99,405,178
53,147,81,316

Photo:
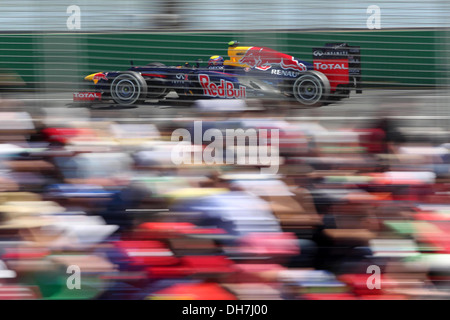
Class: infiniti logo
313,50,323,57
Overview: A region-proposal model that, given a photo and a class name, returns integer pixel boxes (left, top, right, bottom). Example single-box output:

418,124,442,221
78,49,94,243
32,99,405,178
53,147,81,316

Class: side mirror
196,59,203,68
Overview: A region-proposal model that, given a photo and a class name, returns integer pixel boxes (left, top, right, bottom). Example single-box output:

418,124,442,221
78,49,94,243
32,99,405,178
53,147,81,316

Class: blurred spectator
0,108,445,300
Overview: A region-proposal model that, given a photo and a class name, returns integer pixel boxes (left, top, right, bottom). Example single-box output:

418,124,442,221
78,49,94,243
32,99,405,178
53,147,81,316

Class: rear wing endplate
312,43,362,93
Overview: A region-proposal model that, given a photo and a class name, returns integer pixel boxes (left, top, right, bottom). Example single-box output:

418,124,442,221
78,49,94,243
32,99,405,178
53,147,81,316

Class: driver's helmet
208,55,224,66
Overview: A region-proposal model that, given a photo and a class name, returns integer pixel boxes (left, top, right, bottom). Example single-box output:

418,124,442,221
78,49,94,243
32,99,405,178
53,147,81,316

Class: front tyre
110,71,147,105
293,71,330,107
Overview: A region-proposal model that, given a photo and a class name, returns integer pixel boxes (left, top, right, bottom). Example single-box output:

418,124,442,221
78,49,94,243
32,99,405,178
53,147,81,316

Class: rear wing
312,43,362,93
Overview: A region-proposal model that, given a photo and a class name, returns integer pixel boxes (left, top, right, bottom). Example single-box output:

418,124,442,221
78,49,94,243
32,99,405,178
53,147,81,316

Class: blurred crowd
0,102,448,300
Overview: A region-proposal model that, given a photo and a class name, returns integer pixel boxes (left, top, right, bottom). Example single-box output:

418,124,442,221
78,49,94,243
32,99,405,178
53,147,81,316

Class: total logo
314,62,348,71
199,74,246,99
73,92,102,101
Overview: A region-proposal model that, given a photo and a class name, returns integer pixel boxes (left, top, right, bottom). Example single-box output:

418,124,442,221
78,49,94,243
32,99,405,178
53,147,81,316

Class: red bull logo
92,73,108,84
239,47,307,72
199,74,246,99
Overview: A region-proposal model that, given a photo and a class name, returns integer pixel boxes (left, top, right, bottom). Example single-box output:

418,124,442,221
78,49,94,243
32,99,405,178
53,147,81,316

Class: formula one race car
74,41,361,107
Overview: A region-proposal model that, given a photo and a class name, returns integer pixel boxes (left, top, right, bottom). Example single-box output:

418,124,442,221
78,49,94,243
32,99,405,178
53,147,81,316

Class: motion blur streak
0,100,445,299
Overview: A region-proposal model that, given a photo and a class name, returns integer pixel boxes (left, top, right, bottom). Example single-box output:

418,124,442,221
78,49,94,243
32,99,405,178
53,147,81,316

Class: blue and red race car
74,41,361,107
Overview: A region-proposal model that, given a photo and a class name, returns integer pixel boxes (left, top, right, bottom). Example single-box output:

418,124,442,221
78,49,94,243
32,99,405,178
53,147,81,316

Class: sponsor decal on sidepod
199,74,246,98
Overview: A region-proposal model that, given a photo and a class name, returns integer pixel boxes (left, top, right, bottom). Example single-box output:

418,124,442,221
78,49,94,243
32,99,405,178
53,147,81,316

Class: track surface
3,89,450,131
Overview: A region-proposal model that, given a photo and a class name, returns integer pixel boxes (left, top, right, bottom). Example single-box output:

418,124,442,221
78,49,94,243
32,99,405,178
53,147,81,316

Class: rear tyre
110,71,147,105
292,71,330,107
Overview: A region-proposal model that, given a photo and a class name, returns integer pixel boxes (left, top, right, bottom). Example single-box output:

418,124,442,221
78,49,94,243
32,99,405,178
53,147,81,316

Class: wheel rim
111,75,141,105
294,76,323,105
